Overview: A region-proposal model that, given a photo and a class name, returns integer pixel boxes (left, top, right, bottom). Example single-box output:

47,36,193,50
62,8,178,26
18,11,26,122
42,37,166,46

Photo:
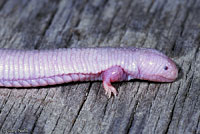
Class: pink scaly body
0,47,178,97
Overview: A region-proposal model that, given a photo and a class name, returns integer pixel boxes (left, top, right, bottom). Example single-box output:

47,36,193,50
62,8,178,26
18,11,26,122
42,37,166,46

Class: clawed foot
103,81,118,98
102,66,124,98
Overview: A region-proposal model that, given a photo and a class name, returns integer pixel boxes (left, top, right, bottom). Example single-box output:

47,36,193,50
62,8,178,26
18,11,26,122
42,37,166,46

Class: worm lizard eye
164,66,168,70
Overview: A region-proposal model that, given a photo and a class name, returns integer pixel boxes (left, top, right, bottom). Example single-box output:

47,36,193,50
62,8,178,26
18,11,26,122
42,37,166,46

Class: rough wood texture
0,0,199,134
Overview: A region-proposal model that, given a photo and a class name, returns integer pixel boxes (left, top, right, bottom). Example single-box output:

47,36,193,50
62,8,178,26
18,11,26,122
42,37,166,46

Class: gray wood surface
0,0,199,134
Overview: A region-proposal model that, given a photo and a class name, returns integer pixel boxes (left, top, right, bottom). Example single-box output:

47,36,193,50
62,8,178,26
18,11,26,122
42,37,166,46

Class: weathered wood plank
0,0,199,134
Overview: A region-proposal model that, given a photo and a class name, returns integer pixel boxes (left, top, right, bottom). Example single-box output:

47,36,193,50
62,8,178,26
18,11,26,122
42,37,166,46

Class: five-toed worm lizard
0,47,178,97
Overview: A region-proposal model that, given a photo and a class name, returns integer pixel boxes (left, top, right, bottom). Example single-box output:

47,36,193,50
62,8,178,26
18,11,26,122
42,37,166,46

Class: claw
103,81,118,98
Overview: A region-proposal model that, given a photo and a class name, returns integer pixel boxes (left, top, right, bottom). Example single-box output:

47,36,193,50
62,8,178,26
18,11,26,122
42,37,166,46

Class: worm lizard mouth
150,75,176,82
139,74,177,83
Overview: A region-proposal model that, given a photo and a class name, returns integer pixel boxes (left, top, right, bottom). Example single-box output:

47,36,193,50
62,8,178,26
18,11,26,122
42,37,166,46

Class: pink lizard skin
0,47,178,97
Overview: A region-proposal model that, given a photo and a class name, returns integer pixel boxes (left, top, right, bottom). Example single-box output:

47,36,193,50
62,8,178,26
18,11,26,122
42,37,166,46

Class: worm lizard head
137,49,178,82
